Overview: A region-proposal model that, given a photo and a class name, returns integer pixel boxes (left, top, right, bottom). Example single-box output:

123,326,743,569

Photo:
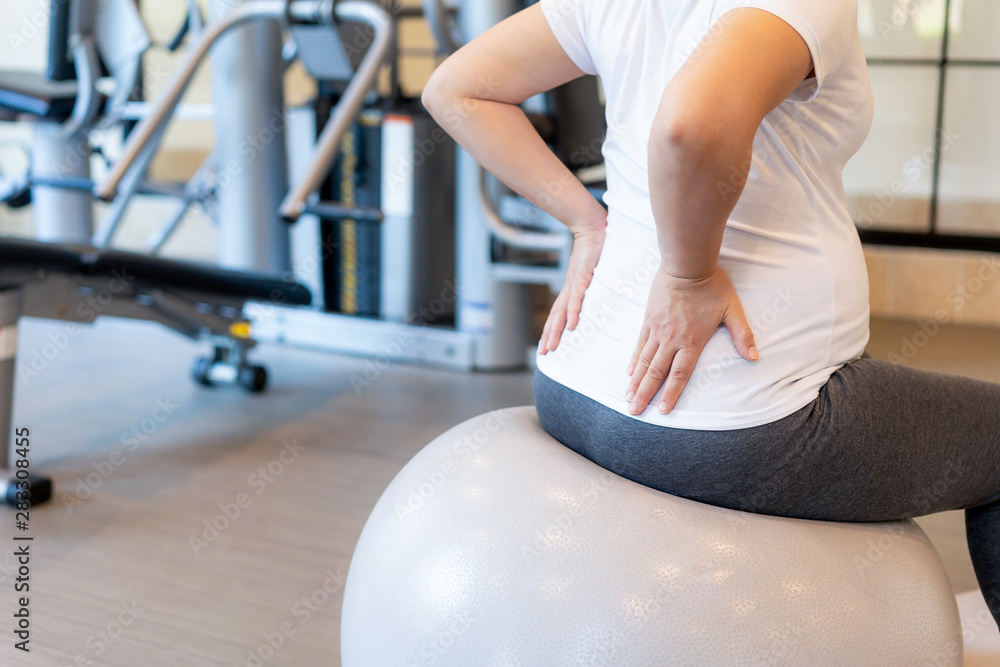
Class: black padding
0,236,312,306
89,250,313,306
47,0,75,81
0,236,90,273
0,71,81,121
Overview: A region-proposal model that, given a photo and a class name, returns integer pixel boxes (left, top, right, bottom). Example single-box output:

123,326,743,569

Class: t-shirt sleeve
539,0,598,76
712,0,858,103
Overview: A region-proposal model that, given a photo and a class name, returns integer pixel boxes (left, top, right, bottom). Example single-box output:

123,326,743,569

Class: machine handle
279,1,394,220
478,167,571,253
422,0,462,56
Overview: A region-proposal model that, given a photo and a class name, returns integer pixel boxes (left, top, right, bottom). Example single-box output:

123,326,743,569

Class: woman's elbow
421,68,449,120
422,61,468,127
650,108,729,167
649,96,750,168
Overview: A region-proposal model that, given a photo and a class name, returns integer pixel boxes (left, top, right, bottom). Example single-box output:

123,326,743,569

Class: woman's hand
539,222,607,355
626,267,758,415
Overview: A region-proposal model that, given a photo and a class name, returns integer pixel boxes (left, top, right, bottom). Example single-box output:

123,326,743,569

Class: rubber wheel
6,185,31,209
192,356,214,387
5,475,53,507
238,365,268,393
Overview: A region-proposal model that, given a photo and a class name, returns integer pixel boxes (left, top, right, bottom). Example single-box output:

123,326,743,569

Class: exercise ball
342,406,963,665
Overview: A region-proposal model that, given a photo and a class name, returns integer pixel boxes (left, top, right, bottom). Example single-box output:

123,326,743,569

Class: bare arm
650,8,813,279
627,9,815,415
422,4,609,354
421,4,607,236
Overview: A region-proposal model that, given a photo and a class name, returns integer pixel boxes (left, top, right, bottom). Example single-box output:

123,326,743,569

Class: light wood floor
0,315,998,665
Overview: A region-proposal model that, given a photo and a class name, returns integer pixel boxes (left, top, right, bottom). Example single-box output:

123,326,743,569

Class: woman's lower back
535,211,871,431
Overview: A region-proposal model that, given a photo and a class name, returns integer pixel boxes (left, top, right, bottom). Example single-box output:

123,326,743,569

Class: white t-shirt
535,0,874,430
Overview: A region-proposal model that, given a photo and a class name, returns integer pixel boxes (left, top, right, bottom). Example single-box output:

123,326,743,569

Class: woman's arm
626,8,815,415
421,4,607,236
650,8,813,279
422,4,609,355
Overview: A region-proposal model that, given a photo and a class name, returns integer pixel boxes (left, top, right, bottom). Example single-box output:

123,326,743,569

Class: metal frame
97,0,394,222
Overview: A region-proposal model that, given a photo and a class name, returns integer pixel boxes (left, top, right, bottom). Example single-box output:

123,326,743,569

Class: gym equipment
99,1,393,265
0,0,603,505
3,0,606,375
0,0,152,244
0,0,392,507
0,235,312,506
342,407,965,665
250,0,609,372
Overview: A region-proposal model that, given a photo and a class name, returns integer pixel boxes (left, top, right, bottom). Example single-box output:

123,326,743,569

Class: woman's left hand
539,222,607,355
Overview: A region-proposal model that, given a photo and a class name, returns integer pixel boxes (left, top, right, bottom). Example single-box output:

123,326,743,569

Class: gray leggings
534,357,1000,629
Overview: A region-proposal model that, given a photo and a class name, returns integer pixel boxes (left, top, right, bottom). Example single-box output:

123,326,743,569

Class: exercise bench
0,236,311,507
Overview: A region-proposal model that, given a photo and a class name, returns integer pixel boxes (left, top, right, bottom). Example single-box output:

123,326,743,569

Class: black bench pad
91,250,312,306
0,237,312,307
0,236,91,273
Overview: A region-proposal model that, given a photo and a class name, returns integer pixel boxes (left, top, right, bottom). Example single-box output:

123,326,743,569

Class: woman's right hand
539,222,607,355
625,266,758,415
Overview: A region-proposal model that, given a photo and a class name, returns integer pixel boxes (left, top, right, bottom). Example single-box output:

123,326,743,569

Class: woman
422,0,1000,629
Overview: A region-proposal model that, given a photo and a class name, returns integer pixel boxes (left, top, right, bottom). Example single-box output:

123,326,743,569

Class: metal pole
279,2,394,219
455,0,530,370
31,123,93,243
209,0,289,272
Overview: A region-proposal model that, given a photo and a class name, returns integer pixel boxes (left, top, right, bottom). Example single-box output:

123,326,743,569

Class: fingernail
626,363,635,375
626,389,635,401
658,402,668,413
629,401,640,414
749,346,759,360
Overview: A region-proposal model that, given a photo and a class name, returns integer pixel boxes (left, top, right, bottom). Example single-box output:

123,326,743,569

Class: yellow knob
230,322,252,339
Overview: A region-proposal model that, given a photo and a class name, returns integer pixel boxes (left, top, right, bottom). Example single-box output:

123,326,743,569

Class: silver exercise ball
342,406,963,665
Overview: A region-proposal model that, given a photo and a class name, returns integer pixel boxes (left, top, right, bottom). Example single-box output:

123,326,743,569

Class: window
845,0,1000,249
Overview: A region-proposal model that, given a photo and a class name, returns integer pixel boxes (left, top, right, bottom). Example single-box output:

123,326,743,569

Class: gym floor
0,313,998,666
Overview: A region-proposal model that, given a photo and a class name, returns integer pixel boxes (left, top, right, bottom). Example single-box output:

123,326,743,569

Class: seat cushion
89,250,313,307
0,236,90,273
